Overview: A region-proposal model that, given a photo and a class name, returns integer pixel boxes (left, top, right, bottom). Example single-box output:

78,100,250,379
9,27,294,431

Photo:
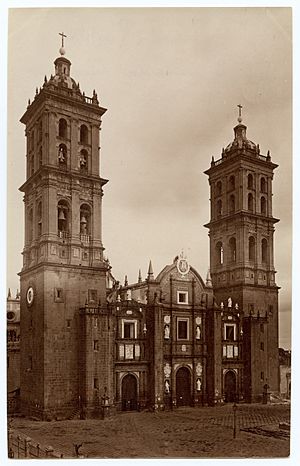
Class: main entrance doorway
121,374,138,411
224,370,237,402
176,367,191,406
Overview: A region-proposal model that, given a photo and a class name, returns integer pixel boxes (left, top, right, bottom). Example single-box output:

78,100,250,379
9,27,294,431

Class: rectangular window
260,323,264,333
125,344,134,360
93,340,99,351
177,291,188,304
29,356,33,370
135,344,140,359
88,289,97,303
177,318,189,340
54,287,64,302
66,319,71,328
119,345,125,359
260,342,264,351
261,371,264,381
94,378,99,389
224,324,236,341
124,322,134,338
226,345,233,358
234,346,239,357
121,320,137,339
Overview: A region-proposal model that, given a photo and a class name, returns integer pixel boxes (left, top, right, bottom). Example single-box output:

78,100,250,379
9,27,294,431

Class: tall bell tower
19,35,110,419
204,107,280,400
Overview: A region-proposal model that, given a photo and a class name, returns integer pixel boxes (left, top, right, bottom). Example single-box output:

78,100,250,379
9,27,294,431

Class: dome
224,123,257,154
225,138,256,153
51,73,77,90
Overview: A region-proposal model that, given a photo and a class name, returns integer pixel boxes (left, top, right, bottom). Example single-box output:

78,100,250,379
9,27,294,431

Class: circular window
26,286,34,306
7,311,15,321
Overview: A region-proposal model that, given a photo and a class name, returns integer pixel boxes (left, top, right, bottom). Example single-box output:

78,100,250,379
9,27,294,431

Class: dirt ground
8,403,290,459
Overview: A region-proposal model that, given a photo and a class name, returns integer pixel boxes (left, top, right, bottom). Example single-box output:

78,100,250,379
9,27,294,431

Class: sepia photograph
4,3,295,461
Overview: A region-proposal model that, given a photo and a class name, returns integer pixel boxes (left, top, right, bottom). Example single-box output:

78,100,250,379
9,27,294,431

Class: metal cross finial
237,104,243,123
59,32,67,48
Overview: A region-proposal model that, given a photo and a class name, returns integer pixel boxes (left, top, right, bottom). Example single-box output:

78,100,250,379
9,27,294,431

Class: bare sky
7,7,292,348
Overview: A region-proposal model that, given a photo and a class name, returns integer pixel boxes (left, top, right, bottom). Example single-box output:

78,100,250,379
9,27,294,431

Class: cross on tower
59,32,67,48
237,104,243,123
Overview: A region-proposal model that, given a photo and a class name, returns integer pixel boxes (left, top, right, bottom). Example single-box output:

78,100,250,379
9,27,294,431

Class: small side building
7,289,21,413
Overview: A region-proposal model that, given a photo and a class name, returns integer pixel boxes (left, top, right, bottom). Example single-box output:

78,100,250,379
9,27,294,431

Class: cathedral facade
18,45,279,420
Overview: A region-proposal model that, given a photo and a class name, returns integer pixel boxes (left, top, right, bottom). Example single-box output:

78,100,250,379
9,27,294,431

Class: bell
80,215,87,224
58,209,66,221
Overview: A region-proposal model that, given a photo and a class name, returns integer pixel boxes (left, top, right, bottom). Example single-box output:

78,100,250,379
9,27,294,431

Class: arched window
37,201,42,236
58,118,68,139
229,194,235,213
28,208,33,243
216,199,222,217
261,196,267,215
247,173,253,189
261,238,268,263
80,149,88,173
260,177,267,193
248,193,253,212
229,175,235,191
216,241,224,265
80,124,88,144
249,236,255,261
229,237,236,262
80,204,91,242
57,200,69,238
216,181,222,196
58,144,67,167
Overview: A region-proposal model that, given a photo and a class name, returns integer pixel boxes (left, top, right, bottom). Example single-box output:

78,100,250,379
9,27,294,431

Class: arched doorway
224,370,237,402
176,367,191,407
121,374,138,411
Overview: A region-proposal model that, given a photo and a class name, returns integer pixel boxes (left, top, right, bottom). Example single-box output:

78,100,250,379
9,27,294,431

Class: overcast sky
7,7,292,348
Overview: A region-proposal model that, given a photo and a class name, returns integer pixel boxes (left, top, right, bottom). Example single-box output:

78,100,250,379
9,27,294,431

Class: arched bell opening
80,203,91,242
80,149,88,174
57,200,70,238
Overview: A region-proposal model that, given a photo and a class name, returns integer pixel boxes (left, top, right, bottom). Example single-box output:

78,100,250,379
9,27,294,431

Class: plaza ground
9,403,290,459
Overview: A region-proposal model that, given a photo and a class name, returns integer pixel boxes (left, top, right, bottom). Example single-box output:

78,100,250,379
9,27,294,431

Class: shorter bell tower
204,107,280,400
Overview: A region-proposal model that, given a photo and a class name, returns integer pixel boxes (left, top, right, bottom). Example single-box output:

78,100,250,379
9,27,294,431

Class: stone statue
196,326,201,340
165,380,170,393
164,324,170,339
196,378,202,391
228,297,232,308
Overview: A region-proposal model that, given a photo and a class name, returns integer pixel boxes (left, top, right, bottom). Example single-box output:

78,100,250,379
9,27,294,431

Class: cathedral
18,40,280,420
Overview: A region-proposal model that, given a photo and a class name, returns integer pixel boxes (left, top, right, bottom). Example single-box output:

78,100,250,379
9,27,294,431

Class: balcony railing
80,234,90,243
58,231,69,239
